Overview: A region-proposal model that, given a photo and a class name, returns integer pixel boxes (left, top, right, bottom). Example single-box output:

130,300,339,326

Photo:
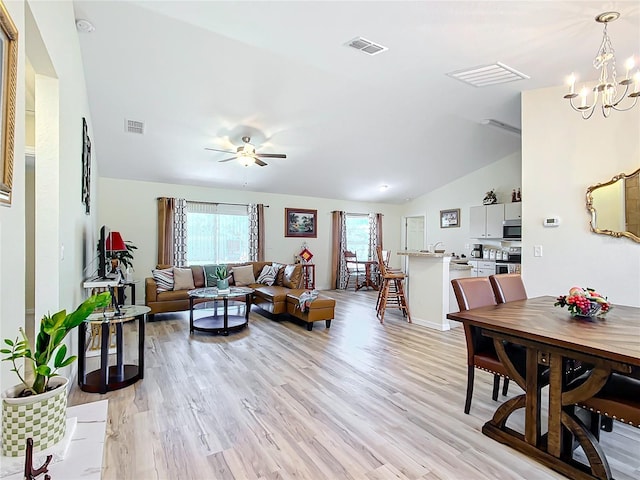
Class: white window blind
186,202,249,264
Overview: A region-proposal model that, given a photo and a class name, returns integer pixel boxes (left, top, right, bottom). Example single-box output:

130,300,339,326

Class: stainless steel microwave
503,219,522,239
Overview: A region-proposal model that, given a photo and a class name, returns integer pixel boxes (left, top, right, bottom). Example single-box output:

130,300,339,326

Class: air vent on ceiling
446,62,529,87
345,36,388,56
481,119,521,136
125,119,144,134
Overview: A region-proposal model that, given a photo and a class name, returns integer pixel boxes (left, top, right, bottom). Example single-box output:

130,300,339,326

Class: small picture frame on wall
440,208,460,228
285,208,317,238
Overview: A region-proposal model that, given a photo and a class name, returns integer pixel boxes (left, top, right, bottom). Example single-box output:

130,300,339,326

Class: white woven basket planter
1,376,68,457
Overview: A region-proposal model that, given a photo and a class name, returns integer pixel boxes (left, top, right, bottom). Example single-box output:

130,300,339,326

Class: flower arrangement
554,286,611,317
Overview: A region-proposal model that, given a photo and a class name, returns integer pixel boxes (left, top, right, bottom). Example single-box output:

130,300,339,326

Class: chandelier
564,12,639,119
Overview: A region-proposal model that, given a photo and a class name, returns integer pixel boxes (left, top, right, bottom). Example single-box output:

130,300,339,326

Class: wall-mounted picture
0,2,18,206
440,208,460,228
285,208,317,238
82,117,91,214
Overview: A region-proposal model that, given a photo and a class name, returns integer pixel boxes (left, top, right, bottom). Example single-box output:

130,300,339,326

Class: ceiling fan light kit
205,136,286,167
564,12,639,119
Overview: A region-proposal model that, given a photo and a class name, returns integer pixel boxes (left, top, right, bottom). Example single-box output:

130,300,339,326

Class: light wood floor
69,290,640,480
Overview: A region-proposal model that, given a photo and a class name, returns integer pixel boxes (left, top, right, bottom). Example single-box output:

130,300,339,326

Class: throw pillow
256,264,278,286
231,264,256,286
271,262,286,286
283,264,302,289
152,267,174,293
173,267,195,290
203,264,223,287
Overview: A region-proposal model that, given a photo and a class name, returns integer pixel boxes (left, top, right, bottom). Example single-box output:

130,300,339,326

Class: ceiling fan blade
254,158,268,167
218,156,238,163
205,147,236,154
256,153,287,159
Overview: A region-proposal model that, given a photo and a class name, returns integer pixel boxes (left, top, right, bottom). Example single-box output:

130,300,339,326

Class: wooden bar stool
376,246,411,324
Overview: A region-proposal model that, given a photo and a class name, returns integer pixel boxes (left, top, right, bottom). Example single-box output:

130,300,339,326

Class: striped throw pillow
257,264,278,286
152,267,174,292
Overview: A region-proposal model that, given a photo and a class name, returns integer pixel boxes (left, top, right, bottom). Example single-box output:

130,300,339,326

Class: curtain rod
157,198,269,208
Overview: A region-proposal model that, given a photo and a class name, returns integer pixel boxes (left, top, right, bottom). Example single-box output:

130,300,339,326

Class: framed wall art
82,117,91,214
440,208,460,228
0,1,18,206
285,208,317,238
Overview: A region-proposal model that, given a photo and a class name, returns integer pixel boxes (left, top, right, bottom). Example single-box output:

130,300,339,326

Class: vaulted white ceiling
72,1,640,203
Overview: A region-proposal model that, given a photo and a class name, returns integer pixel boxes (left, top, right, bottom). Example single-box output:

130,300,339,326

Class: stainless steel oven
503,219,522,239
495,262,521,274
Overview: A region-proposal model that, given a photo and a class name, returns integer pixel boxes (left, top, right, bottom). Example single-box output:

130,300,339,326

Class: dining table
355,260,379,291
447,296,640,480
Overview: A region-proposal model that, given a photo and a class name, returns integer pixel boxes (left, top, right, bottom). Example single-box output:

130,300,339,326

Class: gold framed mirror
586,168,640,243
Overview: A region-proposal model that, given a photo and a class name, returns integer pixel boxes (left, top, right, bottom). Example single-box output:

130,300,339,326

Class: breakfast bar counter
397,251,472,330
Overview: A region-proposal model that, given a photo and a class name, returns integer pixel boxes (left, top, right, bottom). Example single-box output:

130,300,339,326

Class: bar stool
376,246,411,324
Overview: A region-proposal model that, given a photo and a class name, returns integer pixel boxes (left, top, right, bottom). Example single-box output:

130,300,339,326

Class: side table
78,305,149,393
301,263,315,289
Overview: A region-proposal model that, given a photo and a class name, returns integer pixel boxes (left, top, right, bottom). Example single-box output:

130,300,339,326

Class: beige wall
98,178,404,292
522,85,640,307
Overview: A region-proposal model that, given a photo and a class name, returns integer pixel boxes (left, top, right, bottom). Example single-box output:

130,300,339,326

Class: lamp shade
106,231,127,252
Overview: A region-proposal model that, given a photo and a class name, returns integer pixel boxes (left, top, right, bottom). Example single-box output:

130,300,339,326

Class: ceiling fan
205,136,286,167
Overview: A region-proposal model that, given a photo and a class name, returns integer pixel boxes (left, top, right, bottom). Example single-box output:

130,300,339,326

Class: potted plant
215,265,229,290
1,292,111,456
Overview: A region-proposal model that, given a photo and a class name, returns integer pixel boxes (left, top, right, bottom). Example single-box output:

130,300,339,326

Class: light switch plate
534,245,543,257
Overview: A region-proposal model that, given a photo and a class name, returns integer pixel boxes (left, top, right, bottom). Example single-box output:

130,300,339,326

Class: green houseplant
1,292,111,456
108,240,137,271
215,265,229,290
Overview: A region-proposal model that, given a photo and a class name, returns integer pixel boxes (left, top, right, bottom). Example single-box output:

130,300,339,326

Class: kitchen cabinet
504,202,522,220
469,204,504,239
468,260,496,277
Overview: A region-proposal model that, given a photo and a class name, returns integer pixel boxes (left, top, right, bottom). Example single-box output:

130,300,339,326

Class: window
345,214,371,260
186,202,249,264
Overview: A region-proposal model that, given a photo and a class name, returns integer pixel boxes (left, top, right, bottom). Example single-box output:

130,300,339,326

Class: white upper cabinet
469,204,505,239
504,202,522,220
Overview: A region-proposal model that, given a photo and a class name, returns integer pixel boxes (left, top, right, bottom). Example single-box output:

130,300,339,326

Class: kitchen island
397,251,472,331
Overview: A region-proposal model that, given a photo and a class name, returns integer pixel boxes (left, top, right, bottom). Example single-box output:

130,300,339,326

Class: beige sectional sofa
145,261,335,330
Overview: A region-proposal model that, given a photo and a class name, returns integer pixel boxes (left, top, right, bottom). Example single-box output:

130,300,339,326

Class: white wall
522,85,640,307
98,178,404,292
0,0,26,391
2,1,100,390
401,152,522,256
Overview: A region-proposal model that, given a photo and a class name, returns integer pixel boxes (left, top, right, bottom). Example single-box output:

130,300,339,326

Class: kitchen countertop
397,250,450,258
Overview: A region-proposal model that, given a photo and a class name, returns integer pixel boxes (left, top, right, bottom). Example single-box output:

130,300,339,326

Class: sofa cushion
256,264,278,286
232,264,256,286
191,265,205,288
152,267,174,292
283,264,302,289
271,262,286,286
253,285,290,304
157,289,190,302
173,267,195,290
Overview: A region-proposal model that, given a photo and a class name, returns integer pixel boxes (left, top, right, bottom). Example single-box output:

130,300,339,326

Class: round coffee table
188,286,254,335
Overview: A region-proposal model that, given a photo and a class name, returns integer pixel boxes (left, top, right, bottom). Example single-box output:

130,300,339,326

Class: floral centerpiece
554,286,611,318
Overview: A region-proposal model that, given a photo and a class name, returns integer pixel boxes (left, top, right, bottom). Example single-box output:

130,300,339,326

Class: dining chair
571,371,640,442
451,277,512,414
376,246,411,324
344,250,365,290
489,273,527,303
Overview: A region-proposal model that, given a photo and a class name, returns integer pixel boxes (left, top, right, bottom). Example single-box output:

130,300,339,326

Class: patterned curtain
248,203,265,261
368,213,378,260
330,211,348,289
174,198,187,267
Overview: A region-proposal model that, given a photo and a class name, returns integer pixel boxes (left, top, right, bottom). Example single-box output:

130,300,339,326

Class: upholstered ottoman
285,291,336,331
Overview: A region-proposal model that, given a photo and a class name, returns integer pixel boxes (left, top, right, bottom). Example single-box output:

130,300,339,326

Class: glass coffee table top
188,286,254,299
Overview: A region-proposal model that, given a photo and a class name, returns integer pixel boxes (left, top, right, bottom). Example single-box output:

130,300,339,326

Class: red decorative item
299,248,313,263
105,231,127,252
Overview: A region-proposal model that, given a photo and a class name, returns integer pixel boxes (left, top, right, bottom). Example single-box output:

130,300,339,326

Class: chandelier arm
610,96,638,112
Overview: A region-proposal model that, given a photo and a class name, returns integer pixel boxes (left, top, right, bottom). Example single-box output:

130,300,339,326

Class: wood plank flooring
68,290,640,480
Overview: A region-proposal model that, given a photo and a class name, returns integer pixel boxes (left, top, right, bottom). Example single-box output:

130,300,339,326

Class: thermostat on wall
543,216,561,227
